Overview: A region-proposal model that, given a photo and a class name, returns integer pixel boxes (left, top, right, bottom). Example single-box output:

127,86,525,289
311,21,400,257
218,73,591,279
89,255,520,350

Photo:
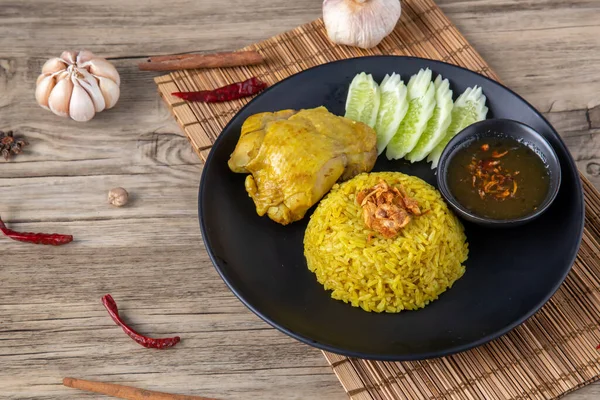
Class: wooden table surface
1,0,599,399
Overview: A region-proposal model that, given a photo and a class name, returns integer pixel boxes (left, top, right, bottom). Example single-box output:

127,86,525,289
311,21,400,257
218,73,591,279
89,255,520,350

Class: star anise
0,130,28,161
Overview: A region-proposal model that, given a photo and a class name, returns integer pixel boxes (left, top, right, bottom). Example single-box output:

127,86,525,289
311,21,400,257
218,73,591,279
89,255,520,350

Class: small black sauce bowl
436,119,561,228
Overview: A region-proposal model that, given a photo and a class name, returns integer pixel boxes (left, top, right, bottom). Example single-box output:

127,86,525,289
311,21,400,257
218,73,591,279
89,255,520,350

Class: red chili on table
0,215,73,246
171,77,267,103
102,294,180,349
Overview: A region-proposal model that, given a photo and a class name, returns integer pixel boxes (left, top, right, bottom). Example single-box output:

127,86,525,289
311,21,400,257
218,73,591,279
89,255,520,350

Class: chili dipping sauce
447,137,550,220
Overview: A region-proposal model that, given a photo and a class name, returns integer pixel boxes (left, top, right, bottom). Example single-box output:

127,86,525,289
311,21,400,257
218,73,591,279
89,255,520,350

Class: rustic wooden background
1,0,599,399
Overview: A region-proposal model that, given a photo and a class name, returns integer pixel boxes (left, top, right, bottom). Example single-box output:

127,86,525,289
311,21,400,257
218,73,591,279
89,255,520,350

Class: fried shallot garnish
356,180,422,239
468,151,519,201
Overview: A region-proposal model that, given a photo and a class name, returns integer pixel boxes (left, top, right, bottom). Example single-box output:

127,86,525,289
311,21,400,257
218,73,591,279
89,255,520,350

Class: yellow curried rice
304,172,468,313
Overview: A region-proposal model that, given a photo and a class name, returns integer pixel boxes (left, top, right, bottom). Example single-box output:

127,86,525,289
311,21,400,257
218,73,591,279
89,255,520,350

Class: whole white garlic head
323,0,402,49
35,50,120,122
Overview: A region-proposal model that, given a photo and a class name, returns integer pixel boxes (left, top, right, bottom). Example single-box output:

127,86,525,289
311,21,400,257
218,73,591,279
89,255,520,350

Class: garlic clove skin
69,77,96,122
36,69,67,88
60,50,77,65
48,77,73,118
97,76,120,109
81,57,120,86
55,70,70,82
41,58,67,75
35,74,57,110
76,50,96,65
323,0,401,49
36,72,50,86
77,69,106,112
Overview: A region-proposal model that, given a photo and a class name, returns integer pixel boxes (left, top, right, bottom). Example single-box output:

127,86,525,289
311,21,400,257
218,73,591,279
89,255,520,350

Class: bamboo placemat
154,0,600,398
155,0,498,162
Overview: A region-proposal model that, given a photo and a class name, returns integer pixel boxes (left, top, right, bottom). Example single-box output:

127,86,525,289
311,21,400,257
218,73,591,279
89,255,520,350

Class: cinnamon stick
63,377,218,400
148,54,200,62
138,51,263,71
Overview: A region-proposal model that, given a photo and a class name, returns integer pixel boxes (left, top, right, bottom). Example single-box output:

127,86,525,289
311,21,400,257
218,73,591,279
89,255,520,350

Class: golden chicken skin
228,106,377,225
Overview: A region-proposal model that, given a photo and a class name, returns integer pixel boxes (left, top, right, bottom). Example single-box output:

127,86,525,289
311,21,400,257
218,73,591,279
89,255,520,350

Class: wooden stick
138,50,263,71
62,377,218,400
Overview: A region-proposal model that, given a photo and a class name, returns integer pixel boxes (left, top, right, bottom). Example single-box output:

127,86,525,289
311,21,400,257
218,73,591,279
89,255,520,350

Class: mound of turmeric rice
304,172,468,313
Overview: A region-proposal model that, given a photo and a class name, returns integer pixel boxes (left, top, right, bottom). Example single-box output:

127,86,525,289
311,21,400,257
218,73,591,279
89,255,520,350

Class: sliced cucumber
385,68,436,160
344,72,380,128
428,86,488,169
374,73,408,155
407,75,453,163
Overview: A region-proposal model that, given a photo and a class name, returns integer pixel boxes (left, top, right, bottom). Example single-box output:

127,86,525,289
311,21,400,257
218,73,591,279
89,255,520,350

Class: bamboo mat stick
62,377,217,400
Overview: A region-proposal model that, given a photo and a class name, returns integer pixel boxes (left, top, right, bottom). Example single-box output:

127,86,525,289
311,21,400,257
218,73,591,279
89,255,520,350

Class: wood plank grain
0,0,322,58
1,0,599,399
0,218,346,400
437,0,599,32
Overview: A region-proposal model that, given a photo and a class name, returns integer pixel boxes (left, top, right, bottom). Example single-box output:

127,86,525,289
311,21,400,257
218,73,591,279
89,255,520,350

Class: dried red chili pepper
171,77,267,103
0,215,73,246
102,294,180,349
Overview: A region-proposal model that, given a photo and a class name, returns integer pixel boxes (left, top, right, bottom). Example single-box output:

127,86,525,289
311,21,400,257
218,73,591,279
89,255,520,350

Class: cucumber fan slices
344,69,488,168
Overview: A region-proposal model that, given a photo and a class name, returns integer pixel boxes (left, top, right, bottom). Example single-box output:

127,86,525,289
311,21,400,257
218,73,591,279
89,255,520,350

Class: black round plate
199,56,584,361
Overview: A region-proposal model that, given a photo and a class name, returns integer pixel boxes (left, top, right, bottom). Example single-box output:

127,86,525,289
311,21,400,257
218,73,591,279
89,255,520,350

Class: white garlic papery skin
323,0,402,49
35,50,120,122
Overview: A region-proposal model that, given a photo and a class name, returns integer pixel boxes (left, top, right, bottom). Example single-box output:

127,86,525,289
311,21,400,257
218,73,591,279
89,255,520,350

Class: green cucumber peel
385,68,436,160
406,75,454,163
344,72,381,128
428,85,488,169
374,73,409,155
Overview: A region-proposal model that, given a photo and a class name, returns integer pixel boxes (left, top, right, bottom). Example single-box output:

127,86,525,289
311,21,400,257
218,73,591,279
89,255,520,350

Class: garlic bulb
323,0,401,49
35,50,120,122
